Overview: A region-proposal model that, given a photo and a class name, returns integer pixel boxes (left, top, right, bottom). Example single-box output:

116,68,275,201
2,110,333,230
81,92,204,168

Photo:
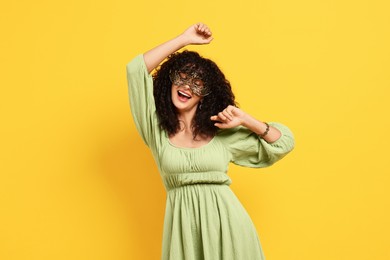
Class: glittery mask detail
169,70,210,97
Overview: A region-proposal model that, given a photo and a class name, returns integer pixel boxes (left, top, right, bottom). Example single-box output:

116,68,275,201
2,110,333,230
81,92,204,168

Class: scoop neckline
164,131,216,150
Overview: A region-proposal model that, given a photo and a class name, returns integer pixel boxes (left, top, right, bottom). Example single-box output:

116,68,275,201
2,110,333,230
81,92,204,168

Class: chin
172,98,197,112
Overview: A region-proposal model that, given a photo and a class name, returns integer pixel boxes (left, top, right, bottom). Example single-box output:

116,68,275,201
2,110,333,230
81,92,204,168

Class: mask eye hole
179,72,187,79
193,79,203,87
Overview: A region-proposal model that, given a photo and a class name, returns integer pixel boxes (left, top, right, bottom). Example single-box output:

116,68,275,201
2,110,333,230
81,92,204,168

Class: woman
126,23,295,260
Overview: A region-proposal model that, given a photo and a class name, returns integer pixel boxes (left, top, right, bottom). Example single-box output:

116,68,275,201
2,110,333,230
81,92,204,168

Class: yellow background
1,0,389,259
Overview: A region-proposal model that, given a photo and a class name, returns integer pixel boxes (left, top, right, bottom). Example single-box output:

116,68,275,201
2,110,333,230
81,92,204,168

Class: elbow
126,59,138,75
126,54,145,75
268,122,295,153
283,134,295,153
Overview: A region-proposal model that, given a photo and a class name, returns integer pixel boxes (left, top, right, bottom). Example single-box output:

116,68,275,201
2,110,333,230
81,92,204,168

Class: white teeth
178,90,191,98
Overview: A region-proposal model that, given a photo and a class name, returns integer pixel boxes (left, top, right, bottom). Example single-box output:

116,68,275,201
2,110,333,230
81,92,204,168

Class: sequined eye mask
169,70,210,97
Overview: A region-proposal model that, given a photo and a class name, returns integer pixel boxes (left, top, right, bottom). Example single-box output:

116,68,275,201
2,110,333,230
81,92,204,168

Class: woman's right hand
143,23,213,73
181,23,213,45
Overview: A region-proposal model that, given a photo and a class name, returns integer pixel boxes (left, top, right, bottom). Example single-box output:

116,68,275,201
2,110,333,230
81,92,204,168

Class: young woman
126,23,295,260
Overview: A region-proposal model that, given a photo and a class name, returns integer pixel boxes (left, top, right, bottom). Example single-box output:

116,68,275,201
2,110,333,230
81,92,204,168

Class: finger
213,122,226,129
201,27,211,37
225,108,234,119
210,115,219,121
202,36,214,44
199,23,207,33
218,112,227,121
211,115,223,122
227,105,235,114
222,110,233,121
203,26,211,35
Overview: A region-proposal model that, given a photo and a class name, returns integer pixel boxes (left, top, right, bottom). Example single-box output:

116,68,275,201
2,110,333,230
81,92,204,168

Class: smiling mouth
178,90,192,99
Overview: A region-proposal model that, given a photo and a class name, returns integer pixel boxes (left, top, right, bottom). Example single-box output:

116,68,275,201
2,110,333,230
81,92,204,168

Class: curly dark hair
153,50,237,139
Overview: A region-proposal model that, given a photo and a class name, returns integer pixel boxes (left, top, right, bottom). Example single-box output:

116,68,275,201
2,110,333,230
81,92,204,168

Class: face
170,72,204,113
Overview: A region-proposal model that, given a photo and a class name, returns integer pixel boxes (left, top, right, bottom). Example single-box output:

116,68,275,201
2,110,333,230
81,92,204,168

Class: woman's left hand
210,105,247,129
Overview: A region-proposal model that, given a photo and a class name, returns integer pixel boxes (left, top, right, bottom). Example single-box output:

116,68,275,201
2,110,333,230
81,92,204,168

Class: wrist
240,113,252,128
241,114,269,136
176,34,191,48
258,122,270,138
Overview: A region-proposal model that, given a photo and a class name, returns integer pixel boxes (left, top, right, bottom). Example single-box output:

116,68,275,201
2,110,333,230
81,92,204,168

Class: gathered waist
162,171,232,191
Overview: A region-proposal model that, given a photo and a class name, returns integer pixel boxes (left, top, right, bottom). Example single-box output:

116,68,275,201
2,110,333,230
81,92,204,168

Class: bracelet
259,122,270,138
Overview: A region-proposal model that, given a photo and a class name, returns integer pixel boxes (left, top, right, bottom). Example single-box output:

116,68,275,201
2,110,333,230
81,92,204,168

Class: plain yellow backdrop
1,0,389,259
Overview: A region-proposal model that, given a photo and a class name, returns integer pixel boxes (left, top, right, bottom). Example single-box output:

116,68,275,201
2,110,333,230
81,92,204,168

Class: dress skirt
161,184,265,260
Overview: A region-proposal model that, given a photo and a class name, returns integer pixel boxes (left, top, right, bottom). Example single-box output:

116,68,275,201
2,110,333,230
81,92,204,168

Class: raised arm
143,23,214,74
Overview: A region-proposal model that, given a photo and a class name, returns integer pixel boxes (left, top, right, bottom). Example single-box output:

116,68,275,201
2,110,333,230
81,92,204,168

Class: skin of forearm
241,114,282,143
143,35,189,74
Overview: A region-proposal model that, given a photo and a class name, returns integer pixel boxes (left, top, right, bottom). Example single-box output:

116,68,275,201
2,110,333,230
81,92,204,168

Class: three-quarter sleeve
219,122,295,168
126,54,159,148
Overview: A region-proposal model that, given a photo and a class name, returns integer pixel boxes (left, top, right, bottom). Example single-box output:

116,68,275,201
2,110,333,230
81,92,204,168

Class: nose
181,84,191,91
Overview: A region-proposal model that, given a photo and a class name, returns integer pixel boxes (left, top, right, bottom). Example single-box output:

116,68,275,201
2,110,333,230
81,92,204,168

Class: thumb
214,122,225,129
207,36,214,42
201,36,214,44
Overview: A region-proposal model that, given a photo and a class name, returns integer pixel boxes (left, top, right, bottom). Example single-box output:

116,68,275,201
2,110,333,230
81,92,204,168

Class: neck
177,107,197,133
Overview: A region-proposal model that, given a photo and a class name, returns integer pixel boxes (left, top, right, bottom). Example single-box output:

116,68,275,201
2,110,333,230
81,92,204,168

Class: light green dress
126,54,295,260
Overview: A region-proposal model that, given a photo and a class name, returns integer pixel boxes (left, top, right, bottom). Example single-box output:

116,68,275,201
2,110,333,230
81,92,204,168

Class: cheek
192,96,202,104
171,85,176,97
